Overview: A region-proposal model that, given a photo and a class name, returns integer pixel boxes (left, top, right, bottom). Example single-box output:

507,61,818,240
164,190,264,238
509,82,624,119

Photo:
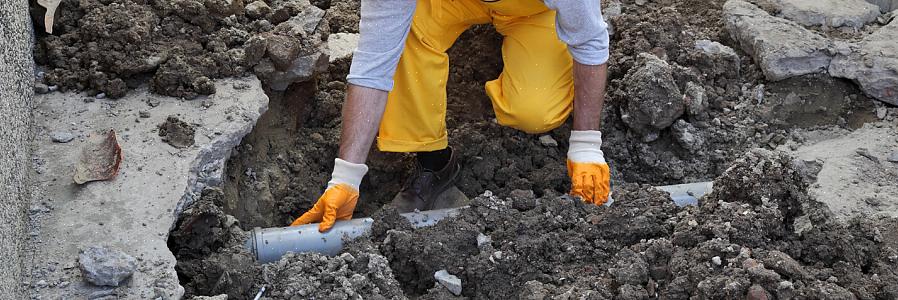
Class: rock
776,281,795,299
864,0,898,12
476,233,492,249
254,1,327,91
79,246,137,287
684,82,708,117
886,151,898,162
434,269,462,296
191,295,228,300
327,32,359,63
244,1,271,19
775,0,881,28
829,20,898,105
34,82,50,94
139,110,151,118
621,53,685,141
711,256,722,266
747,284,770,300
538,135,558,147
35,280,48,288
672,120,704,152
724,0,833,81
693,40,741,78
95,93,106,99
50,132,75,143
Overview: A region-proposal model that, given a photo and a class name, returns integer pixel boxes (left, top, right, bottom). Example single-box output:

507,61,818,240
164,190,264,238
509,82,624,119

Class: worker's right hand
290,183,359,232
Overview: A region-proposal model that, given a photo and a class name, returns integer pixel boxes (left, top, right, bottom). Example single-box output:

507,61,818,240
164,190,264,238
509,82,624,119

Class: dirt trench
162,0,892,299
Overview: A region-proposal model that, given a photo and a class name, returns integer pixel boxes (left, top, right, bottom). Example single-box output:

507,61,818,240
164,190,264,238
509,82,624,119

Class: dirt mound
33,0,329,99
365,149,898,299
171,149,898,299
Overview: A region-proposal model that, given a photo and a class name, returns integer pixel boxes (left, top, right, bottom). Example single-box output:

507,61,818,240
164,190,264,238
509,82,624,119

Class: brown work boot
390,148,461,213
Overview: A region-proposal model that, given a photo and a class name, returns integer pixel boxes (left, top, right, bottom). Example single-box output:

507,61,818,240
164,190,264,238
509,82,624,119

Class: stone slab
776,0,881,28
724,0,833,81
829,19,898,105
26,77,268,299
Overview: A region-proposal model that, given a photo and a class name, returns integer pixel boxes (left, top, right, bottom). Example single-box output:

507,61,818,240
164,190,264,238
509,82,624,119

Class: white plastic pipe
246,208,461,263
245,182,713,263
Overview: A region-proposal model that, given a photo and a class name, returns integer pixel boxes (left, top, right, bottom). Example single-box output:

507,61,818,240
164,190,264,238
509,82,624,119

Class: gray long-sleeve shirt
347,0,610,92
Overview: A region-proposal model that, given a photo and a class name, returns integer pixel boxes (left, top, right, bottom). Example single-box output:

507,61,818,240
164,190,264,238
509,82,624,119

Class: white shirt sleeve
544,0,611,65
346,0,416,91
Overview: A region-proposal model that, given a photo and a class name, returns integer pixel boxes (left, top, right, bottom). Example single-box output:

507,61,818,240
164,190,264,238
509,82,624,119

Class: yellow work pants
377,0,575,152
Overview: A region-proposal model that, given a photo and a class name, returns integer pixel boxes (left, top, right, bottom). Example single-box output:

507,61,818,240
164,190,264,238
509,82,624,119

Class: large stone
829,20,898,105
79,246,137,286
775,0,881,28
693,39,741,78
621,53,684,142
724,0,833,81
254,0,327,91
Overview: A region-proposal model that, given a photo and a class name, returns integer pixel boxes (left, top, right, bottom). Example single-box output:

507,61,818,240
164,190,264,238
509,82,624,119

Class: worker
291,0,611,232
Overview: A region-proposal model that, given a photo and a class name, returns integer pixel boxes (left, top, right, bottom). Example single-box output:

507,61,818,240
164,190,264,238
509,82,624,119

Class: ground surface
22,0,898,299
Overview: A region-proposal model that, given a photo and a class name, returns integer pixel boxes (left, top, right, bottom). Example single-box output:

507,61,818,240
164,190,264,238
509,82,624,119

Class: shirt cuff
569,46,610,66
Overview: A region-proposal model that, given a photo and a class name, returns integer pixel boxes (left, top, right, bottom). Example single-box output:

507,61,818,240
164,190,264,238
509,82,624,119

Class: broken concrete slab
785,123,898,220
829,20,898,105
724,0,833,81
26,77,268,299
775,0,881,28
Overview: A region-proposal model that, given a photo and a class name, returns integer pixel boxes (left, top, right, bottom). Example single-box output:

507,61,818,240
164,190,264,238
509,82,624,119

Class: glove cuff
568,130,606,164
328,158,369,191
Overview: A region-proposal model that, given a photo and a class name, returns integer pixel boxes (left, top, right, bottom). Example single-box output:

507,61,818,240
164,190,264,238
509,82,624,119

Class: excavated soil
169,149,898,299
213,0,876,229
31,0,348,99
144,0,896,298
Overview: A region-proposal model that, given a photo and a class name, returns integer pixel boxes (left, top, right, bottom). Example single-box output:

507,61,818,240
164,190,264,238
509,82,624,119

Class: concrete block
28,77,268,299
829,20,898,105
776,0,881,28
724,0,833,81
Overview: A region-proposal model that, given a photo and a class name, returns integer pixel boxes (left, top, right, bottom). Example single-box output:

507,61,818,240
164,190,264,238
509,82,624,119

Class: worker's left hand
567,131,611,205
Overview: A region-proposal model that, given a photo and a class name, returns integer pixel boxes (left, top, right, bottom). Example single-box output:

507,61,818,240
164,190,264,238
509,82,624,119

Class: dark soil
213,0,878,231
158,115,196,148
31,0,329,99
165,0,893,298
170,149,898,299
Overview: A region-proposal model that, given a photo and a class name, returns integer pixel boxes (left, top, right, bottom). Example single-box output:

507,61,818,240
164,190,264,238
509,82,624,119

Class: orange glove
290,158,368,232
290,183,359,232
567,130,611,205
567,160,611,205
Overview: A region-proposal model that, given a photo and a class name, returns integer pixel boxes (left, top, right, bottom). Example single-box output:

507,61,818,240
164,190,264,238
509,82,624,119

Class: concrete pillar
0,0,34,298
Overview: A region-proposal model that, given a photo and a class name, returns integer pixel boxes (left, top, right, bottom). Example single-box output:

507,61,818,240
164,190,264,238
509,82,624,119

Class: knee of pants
496,96,571,134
